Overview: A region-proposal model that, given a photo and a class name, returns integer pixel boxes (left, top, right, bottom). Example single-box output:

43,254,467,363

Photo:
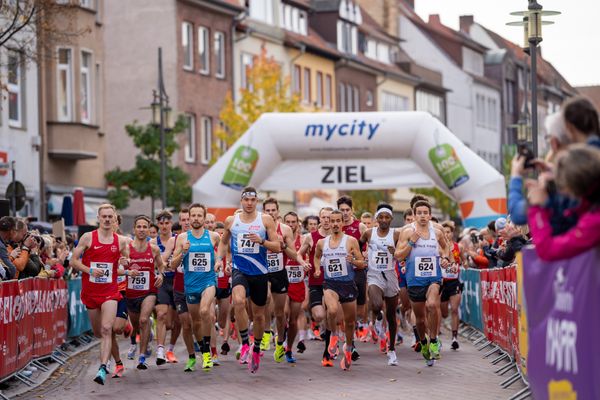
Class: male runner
395,200,450,366
171,204,220,371
398,209,415,349
261,198,303,362
360,212,373,229
337,196,367,358
303,215,319,233
215,187,281,373
205,213,217,231
441,220,462,350
149,223,159,240
125,215,164,370
70,204,132,385
360,204,401,366
314,210,365,370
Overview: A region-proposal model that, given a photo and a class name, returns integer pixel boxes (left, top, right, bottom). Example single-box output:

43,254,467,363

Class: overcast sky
414,0,599,87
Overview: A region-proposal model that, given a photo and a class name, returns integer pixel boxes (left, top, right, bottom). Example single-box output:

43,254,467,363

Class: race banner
32,279,68,357
459,268,484,331
480,267,517,353
67,278,92,338
522,247,600,399
515,252,529,374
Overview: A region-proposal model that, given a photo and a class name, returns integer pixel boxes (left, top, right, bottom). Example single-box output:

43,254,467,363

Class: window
517,68,524,90
325,74,332,109
462,47,484,76
184,114,196,163
80,51,92,123
382,91,409,111
366,90,374,107
337,20,357,55
57,48,73,121
200,116,212,165
365,39,377,59
316,72,323,107
182,22,193,70
240,52,253,90
249,0,273,24
80,0,93,9
346,84,353,111
416,90,444,122
214,31,225,78
7,51,22,127
303,67,311,104
353,86,360,111
198,27,209,74
338,82,346,112
298,11,307,35
292,65,301,94
505,80,515,114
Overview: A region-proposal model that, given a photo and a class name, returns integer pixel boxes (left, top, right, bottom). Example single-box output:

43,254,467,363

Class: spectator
8,218,37,278
563,96,600,148
37,235,66,279
495,222,528,267
459,228,489,269
0,216,18,280
18,231,44,279
528,144,600,261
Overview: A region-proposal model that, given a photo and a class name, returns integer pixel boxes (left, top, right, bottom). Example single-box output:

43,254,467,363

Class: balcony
46,121,102,160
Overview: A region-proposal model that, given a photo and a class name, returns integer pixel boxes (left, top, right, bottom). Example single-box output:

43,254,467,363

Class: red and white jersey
126,242,157,298
82,230,121,298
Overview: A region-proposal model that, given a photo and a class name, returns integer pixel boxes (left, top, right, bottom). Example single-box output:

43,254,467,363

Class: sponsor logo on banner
428,143,469,190
546,267,577,374
305,120,380,141
221,146,259,190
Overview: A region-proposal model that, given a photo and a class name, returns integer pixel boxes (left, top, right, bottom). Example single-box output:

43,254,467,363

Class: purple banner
522,247,600,400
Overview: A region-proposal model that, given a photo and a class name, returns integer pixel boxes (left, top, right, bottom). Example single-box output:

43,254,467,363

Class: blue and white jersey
157,235,175,277
182,229,216,293
321,234,354,283
406,223,441,287
230,212,268,276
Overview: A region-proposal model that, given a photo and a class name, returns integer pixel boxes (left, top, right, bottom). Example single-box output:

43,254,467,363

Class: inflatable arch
192,112,507,228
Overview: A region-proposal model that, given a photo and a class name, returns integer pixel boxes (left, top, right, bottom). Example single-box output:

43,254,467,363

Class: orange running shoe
379,338,387,353
112,364,124,378
340,344,352,371
166,350,178,363
321,356,333,367
327,335,339,358
370,325,379,343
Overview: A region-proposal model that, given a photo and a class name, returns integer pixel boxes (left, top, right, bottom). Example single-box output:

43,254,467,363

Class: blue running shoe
93,366,107,385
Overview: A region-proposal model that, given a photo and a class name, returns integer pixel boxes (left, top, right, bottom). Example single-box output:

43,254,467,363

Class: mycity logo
304,120,380,141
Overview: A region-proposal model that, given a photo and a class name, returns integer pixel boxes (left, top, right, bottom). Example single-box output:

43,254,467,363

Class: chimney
459,15,474,33
428,14,441,25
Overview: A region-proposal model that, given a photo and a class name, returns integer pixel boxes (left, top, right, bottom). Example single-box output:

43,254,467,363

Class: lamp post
150,48,175,211
508,1,560,158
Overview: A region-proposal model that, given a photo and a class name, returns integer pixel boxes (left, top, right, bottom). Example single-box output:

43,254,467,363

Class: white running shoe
127,344,137,360
387,350,398,366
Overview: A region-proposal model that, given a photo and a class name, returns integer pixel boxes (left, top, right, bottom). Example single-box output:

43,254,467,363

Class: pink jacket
528,205,600,261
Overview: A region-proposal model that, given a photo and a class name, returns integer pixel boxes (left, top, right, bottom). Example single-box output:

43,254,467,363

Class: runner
148,223,159,240
360,203,401,366
360,212,373,229
303,215,319,233
337,196,367,359
125,215,164,370
215,187,281,373
282,211,310,363
440,220,462,350
205,213,217,231
70,204,132,385
394,200,450,366
314,210,366,370
170,204,220,371
398,208,417,350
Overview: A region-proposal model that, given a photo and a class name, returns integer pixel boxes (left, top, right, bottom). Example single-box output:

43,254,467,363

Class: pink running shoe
249,350,261,374
239,344,250,365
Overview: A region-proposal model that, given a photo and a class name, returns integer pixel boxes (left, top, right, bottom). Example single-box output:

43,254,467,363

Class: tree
105,117,192,212
347,190,394,217
212,44,301,163
410,187,459,219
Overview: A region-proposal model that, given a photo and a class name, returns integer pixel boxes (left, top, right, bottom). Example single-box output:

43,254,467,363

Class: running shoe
351,347,360,361
296,340,306,354
321,356,333,367
202,352,213,371
127,344,137,360
212,355,220,366
421,341,431,362
340,344,352,371
430,340,441,360
93,366,107,385
396,332,404,345
285,351,296,363
156,346,167,365
379,338,387,353
144,345,152,357
194,341,201,353
221,341,230,355
166,350,178,363
327,335,339,359
260,332,272,351
387,350,398,366
273,343,285,363
112,364,124,378
412,341,422,353
137,355,148,370
249,350,261,373
184,357,196,372
451,338,460,350
239,344,250,365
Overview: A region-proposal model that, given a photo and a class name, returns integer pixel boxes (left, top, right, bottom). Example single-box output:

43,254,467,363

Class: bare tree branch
0,2,37,47
0,0,22,45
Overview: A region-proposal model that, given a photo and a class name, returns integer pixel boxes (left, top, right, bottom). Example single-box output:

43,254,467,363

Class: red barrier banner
0,278,68,380
480,267,518,354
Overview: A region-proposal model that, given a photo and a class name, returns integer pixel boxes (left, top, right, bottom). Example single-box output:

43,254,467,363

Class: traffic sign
6,180,26,212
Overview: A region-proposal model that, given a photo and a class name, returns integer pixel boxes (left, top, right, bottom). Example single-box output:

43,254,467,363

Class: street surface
22,330,524,400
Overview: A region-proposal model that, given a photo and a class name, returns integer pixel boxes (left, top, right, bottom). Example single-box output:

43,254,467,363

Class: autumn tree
410,187,459,219
212,44,300,163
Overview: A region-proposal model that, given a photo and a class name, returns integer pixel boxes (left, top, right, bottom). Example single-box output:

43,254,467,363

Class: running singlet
216,245,229,289
81,230,121,298
368,227,395,272
342,219,361,241
157,235,175,278
321,235,354,283
230,212,267,276
266,223,285,273
183,230,216,293
406,223,441,287
172,234,186,293
308,230,325,286
285,234,304,284
126,242,157,298
442,242,461,280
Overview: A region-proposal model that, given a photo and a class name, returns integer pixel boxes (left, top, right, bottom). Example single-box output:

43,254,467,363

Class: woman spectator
527,144,600,261
563,96,600,148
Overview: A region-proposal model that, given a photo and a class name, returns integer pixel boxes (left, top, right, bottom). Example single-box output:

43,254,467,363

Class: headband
241,191,257,199
375,207,393,218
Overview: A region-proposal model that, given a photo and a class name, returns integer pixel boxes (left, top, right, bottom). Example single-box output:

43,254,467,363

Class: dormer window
339,0,362,24
280,3,307,35
337,20,358,55
364,37,391,64
249,0,274,25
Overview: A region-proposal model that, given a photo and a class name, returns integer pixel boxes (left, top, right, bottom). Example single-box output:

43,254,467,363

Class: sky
414,0,600,87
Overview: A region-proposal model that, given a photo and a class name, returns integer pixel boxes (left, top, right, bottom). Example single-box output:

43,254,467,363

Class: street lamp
508,1,560,158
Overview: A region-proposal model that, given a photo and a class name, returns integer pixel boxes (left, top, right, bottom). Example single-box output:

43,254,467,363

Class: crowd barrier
459,246,599,400
0,277,93,391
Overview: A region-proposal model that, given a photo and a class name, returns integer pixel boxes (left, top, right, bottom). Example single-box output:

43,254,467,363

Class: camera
518,144,535,169
470,233,479,244
24,232,44,249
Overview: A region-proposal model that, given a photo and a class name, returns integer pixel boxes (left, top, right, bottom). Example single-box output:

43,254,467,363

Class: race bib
267,252,284,273
128,271,150,291
286,265,305,283
372,251,392,271
442,263,459,279
325,258,348,278
414,256,437,278
189,252,212,273
90,262,113,284
237,233,259,254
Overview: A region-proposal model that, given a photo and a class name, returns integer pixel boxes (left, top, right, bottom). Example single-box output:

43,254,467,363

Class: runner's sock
412,325,420,341
188,353,195,359
253,338,262,353
452,330,458,339
202,336,211,354
430,337,438,344
100,363,107,372
323,329,332,358
299,330,306,342
115,359,123,366
168,344,175,352
420,338,428,346
130,336,136,345
240,329,250,346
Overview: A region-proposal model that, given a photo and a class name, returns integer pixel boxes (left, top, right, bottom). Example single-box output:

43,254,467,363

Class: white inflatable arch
192,112,507,228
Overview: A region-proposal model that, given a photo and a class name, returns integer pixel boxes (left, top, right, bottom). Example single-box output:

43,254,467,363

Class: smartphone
518,144,535,169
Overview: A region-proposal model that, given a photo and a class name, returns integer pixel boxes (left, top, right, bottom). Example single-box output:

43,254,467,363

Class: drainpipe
231,10,247,102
